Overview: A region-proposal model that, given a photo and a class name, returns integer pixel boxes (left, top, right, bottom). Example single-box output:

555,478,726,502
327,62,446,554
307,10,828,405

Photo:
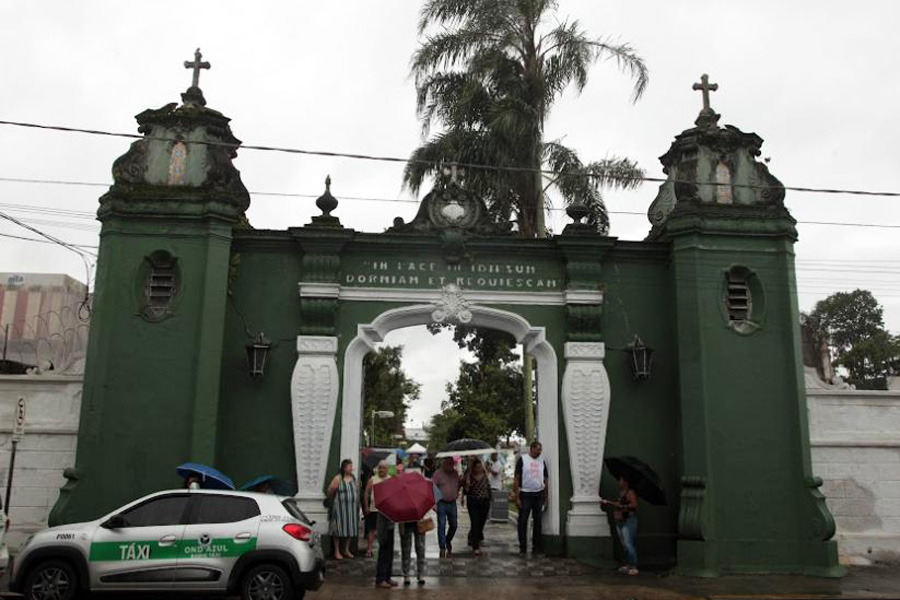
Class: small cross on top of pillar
692,73,720,128
182,48,211,106
185,48,211,89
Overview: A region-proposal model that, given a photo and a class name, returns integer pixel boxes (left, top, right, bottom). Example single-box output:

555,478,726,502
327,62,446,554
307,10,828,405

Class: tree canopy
425,325,525,451
405,0,648,235
809,289,900,390
362,346,421,446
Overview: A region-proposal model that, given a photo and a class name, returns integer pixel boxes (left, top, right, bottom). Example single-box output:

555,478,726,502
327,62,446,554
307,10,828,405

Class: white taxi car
9,488,325,600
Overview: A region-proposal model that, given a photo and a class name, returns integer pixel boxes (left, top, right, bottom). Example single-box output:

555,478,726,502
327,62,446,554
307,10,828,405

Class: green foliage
810,289,900,390
425,326,525,450
405,0,648,235
363,346,421,446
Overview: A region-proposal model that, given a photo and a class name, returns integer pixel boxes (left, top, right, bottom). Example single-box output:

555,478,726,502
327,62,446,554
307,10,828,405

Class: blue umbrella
176,462,235,490
240,475,297,496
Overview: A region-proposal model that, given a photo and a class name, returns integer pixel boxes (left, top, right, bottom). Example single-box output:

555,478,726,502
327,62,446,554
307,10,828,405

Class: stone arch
339,303,561,536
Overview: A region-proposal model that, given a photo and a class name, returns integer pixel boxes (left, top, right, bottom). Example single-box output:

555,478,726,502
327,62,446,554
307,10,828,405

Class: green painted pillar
650,108,842,576
50,84,250,524
648,105,842,576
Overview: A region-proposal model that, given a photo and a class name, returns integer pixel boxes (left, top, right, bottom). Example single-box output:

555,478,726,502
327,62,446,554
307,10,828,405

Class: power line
0,231,98,249
4,177,900,232
2,119,900,198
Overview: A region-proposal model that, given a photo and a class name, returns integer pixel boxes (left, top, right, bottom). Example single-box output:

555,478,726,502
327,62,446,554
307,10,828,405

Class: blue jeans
436,500,457,551
615,516,638,567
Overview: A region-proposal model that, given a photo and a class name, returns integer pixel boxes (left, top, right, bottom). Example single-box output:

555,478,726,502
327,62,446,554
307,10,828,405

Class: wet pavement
321,512,900,599
3,513,899,599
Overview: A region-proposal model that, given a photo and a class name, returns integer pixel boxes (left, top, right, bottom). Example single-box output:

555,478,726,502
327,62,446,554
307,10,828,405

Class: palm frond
589,37,649,102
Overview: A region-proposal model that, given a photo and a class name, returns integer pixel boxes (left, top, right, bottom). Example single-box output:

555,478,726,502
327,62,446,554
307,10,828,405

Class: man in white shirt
513,441,548,556
488,452,503,491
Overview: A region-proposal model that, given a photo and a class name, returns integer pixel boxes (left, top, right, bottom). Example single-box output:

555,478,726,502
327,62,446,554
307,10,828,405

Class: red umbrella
373,472,436,523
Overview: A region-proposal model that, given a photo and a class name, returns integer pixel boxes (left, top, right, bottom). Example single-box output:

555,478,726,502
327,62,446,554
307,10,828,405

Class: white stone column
290,335,339,532
561,342,612,538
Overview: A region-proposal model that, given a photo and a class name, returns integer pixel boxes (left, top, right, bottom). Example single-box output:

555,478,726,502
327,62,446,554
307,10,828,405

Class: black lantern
246,333,271,379
625,335,654,381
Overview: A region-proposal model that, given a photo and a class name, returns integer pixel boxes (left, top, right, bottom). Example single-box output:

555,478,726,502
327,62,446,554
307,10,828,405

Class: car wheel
23,559,78,600
241,563,294,600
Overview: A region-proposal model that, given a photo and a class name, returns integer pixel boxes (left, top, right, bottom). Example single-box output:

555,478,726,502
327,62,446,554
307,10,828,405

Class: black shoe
518,548,527,556
417,578,426,586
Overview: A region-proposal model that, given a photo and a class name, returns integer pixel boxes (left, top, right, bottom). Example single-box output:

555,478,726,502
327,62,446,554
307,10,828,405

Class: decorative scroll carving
562,342,611,537
678,476,707,540
290,335,339,531
806,476,837,541
431,284,473,324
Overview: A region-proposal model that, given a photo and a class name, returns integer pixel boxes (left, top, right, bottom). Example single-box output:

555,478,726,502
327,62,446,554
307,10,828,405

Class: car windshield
281,498,311,524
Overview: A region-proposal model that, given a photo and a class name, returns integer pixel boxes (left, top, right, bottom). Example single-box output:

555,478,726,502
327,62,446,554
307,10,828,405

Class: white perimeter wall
0,375,81,549
808,388,900,565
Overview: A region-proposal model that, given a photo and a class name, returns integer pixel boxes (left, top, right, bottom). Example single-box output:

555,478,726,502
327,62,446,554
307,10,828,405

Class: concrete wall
808,387,900,565
0,375,81,549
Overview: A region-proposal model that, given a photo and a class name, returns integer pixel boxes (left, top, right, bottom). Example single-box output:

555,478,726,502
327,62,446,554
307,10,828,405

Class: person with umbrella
176,463,235,490
601,477,640,575
600,455,666,576
462,458,492,556
369,468,436,587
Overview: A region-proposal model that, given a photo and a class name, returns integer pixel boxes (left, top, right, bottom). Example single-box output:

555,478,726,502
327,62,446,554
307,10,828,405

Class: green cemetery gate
50,79,842,576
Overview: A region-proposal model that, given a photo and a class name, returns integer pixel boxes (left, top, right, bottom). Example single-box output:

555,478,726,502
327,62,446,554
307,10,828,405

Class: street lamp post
370,410,395,447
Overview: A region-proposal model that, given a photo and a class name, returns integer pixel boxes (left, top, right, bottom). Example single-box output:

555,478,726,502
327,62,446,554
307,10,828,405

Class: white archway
339,303,561,536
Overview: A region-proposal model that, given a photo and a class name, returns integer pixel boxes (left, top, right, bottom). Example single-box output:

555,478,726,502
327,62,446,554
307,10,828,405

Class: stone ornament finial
315,175,338,217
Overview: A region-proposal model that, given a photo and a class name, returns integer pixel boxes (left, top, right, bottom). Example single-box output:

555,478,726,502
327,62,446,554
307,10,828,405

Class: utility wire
4,178,900,231
0,230,98,249
2,119,900,198
0,208,96,318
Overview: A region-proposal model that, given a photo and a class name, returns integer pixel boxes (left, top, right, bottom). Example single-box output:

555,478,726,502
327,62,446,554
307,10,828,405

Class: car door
89,493,189,590
175,493,261,590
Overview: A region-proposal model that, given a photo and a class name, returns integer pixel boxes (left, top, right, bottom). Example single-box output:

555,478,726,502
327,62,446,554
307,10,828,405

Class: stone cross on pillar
692,73,718,113
184,48,211,89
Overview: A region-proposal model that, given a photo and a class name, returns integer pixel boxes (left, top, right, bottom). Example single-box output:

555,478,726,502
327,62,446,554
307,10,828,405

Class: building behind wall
0,272,89,373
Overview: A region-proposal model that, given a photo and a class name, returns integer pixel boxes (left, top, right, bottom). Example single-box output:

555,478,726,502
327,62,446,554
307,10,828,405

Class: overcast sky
2,1,898,426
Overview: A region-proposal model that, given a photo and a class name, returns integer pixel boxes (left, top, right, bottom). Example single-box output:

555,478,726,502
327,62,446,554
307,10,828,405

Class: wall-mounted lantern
246,333,271,380
625,335,654,381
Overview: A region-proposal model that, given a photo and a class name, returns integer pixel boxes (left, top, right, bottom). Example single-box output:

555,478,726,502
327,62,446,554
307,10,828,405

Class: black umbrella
436,438,493,458
604,455,667,506
363,450,391,470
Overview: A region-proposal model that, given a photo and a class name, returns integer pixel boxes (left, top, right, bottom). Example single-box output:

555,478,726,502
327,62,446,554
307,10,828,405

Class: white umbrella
406,442,427,454
435,448,494,459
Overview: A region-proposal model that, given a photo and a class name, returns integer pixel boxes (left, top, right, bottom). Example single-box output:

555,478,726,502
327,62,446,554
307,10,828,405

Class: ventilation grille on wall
141,251,178,321
147,265,176,309
725,271,751,322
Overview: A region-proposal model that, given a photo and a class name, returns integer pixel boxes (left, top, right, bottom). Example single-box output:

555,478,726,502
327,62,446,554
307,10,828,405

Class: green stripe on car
89,537,257,562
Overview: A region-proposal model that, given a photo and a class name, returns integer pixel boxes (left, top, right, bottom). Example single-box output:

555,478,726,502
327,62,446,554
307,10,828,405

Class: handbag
416,517,435,534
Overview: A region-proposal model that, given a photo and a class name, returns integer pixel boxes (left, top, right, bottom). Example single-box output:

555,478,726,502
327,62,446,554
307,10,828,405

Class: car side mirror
102,514,126,529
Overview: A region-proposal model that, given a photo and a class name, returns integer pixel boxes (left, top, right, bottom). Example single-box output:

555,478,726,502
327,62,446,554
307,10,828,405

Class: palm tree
404,0,649,235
